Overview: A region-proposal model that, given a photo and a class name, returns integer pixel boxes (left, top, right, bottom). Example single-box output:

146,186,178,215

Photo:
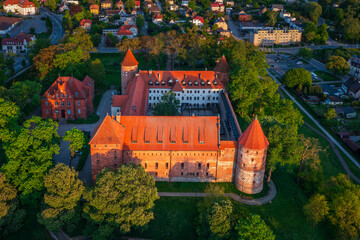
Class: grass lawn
314,71,341,82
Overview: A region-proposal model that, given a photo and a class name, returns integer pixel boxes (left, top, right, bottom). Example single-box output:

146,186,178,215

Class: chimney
217,114,221,147
149,69,152,76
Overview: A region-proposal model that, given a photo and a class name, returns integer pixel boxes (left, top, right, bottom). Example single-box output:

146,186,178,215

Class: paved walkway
158,179,277,206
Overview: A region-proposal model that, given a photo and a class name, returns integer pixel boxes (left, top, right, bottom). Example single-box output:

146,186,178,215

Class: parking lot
267,54,320,80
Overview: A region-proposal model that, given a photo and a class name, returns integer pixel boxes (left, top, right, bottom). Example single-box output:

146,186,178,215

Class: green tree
136,15,145,30
0,98,19,143
265,11,278,26
342,17,360,43
38,164,85,232
1,117,60,204
327,174,360,238
236,214,275,240
283,68,312,90
91,33,102,47
125,0,135,12
88,59,106,88
326,55,350,75
45,0,57,11
9,80,42,111
207,200,233,239
298,48,313,60
303,193,329,226
62,11,73,30
63,127,85,159
189,0,196,9
83,164,159,239
324,108,337,120
0,172,26,238
153,92,180,116
306,2,322,24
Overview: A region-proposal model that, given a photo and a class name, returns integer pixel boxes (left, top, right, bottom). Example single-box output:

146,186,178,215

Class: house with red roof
192,16,204,26
41,76,95,120
135,0,140,9
116,0,124,9
90,4,99,15
0,17,22,35
2,32,35,54
210,2,224,12
3,0,36,15
59,2,69,13
80,19,92,30
116,24,138,39
90,49,270,195
152,14,163,24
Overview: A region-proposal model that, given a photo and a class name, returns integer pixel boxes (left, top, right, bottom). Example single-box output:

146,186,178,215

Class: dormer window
161,81,165,86
213,81,218,85
169,79,173,84
189,81,192,86
149,81,153,86
201,81,205,85
182,80,186,85
194,81,198,85
207,81,211,85
155,81,159,86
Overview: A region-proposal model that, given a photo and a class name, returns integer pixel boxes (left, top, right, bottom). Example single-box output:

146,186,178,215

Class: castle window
181,172,183,176
165,163,168,169
97,160,100,164
46,109,49,114
67,109,71,115
114,164,117,167
55,102,58,106
251,158,254,162
75,92,78,97
61,101,64,106
78,101,81,106
144,163,147,169
253,181,255,184
198,163,201,169
206,172,208,176
67,101,70,106
256,151,258,155
78,109,81,114
155,172,158,176
45,101,49,106
196,172,199,176
207,163,210,168
181,163,184,169
243,164,245,167
155,163,158,169
105,145,107,148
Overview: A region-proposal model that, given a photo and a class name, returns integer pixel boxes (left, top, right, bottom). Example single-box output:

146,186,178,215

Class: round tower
234,118,269,194
121,49,139,95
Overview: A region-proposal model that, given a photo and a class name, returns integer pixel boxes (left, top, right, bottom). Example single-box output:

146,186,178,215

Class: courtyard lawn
314,71,341,82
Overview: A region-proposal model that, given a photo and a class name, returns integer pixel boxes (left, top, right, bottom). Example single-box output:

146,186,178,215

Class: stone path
158,179,277,206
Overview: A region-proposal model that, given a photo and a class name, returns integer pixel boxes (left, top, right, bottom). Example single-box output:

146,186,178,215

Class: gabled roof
112,95,129,107
4,0,34,8
89,116,125,145
172,80,183,92
90,4,99,9
121,49,139,66
80,19,92,26
0,17,22,31
344,77,360,94
2,32,34,45
238,118,269,150
193,16,204,23
214,56,230,73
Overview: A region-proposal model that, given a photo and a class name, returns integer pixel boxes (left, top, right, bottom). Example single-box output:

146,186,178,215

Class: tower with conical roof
234,118,269,194
121,49,139,95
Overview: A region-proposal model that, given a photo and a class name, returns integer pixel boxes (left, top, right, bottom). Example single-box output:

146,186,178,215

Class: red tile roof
4,0,34,8
214,56,230,73
80,19,92,26
91,115,220,151
42,76,94,99
238,118,269,150
2,32,34,45
0,17,22,30
90,4,99,9
112,95,129,107
121,49,139,66
193,16,204,23
135,0,140,6
89,115,125,145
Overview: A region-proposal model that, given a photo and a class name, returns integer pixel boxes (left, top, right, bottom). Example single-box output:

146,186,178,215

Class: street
40,7,65,44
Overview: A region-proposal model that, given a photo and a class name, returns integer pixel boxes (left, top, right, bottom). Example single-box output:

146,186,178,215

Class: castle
89,50,269,194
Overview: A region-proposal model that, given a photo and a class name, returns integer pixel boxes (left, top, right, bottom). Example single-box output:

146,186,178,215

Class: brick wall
121,65,138,95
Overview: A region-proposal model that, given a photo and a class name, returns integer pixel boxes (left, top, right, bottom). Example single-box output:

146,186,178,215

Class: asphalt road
40,7,65,44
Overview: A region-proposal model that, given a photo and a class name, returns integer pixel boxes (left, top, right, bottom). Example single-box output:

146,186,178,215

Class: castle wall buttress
234,145,267,194
121,65,138,95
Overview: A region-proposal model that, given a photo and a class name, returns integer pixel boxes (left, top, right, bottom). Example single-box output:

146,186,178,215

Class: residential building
59,2,69,12
335,106,357,119
90,4,99,14
116,24,138,39
271,4,284,11
106,9,120,15
343,77,360,98
0,17,22,35
69,5,82,16
280,11,291,18
135,0,140,9
152,14,163,24
193,16,204,26
80,19,92,30
181,0,188,7
324,95,343,105
41,76,95,120
239,22,273,31
214,17,228,30
250,29,302,46
3,0,36,15
237,10,252,21
210,2,225,12
91,50,271,195
349,56,360,78
2,32,35,54
116,0,124,9
101,0,113,10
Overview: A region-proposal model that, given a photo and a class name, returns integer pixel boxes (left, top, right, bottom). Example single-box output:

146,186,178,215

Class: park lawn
314,71,341,82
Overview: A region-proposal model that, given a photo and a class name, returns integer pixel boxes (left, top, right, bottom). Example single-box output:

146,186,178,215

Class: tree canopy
326,55,350,75
83,164,159,239
283,68,312,90
153,92,181,116
236,214,275,240
63,127,85,158
303,193,329,226
306,2,322,23
38,164,85,232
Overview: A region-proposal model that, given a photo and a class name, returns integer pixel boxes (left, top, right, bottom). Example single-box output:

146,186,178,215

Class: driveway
53,90,112,184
